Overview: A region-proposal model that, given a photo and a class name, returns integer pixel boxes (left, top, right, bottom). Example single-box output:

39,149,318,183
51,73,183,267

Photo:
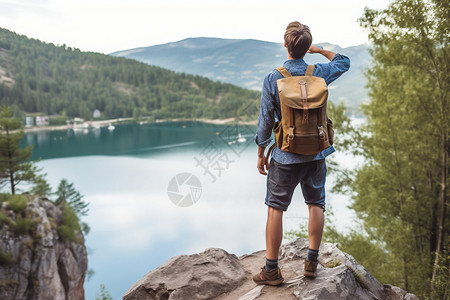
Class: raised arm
307,45,335,61
308,45,351,85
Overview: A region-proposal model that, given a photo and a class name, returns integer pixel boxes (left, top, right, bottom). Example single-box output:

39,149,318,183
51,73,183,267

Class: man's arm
257,145,268,175
307,45,335,61
308,45,351,85
255,74,276,176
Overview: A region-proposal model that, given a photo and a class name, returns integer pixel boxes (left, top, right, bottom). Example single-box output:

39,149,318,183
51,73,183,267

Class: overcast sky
0,0,391,54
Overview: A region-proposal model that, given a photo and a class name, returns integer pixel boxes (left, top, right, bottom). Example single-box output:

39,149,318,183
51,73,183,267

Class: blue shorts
265,158,327,211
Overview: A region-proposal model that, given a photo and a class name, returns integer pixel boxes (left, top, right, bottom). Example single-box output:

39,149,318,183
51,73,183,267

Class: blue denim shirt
255,53,351,164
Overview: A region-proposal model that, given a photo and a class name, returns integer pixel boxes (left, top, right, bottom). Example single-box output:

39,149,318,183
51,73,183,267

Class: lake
21,121,359,299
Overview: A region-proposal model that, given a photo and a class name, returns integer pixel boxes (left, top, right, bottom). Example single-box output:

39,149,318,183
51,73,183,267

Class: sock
265,258,278,271
307,248,319,262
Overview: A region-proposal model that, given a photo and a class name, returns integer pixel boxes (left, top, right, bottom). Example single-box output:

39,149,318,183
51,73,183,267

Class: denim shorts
265,158,327,211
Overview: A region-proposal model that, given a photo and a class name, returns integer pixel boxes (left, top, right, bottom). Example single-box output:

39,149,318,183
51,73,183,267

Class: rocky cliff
0,196,87,300
124,238,419,300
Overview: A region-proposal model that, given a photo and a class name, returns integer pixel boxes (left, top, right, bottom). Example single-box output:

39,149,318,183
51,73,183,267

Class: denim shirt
254,54,351,164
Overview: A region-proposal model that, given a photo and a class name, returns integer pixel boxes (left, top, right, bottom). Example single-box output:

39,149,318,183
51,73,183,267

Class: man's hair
284,21,312,59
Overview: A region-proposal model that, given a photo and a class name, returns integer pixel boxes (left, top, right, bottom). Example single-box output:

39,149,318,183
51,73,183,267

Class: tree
55,179,89,235
0,105,35,194
354,0,449,298
30,173,52,197
95,284,112,300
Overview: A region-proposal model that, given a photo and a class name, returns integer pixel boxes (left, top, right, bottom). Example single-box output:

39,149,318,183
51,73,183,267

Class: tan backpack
269,65,334,157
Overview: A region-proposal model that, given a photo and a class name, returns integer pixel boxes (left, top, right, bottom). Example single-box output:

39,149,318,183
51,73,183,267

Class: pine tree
95,284,112,300
30,173,52,197
0,106,35,194
55,178,89,217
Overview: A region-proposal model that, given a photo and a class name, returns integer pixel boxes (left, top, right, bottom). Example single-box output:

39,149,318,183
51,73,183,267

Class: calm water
21,121,358,299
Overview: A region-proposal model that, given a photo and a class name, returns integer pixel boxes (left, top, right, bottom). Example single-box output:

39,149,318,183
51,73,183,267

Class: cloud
0,0,54,18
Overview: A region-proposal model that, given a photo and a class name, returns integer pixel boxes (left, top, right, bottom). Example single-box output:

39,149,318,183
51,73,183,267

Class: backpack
269,65,334,157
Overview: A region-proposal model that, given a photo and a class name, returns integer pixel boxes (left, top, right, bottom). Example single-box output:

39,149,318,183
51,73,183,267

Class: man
253,21,350,285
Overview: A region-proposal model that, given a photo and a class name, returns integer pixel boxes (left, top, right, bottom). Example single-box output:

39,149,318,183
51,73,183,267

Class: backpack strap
288,107,295,152
276,67,292,78
317,107,325,150
305,65,315,76
265,143,277,167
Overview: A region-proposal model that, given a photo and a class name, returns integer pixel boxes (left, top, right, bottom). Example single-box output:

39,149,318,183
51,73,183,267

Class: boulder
124,238,420,300
124,248,246,300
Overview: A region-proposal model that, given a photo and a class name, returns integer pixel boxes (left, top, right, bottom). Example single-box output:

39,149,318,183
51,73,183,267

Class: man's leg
266,206,283,260
304,204,324,278
308,204,324,250
253,206,284,286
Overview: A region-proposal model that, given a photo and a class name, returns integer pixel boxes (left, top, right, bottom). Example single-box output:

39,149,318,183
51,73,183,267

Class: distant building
25,116,34,127
93,109,101,118
73,117,84,124
35,116,49,126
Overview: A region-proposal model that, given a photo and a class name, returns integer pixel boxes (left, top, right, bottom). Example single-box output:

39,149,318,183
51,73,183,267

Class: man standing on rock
253,21,350,285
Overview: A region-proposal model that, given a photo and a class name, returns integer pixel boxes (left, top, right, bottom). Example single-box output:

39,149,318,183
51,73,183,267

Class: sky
0,0,391,54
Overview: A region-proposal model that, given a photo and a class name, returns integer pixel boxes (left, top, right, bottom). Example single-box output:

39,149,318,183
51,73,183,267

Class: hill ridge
112,37,371,114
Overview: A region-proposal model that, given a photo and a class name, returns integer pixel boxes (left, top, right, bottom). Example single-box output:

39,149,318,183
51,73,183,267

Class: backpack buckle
318,126,325,139
289,127,295,140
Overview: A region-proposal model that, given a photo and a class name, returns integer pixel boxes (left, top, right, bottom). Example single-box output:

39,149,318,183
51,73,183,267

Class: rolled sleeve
255,74,276,147
315,53,350,85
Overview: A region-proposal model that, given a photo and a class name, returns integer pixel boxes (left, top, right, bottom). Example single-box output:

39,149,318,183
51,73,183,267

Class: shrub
0,193,9,203
0,211,7,226
7,195,28,214
0,249,13,266
14,216,33,235
57,204,81,242
22,238,35,250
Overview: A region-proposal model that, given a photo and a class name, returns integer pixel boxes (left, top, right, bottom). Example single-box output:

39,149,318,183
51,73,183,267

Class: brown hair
284,21,312,59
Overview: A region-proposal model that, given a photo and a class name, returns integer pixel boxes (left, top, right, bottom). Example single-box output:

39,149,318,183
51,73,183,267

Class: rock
124,238,420,300
0,196,87,300
124,248,246,300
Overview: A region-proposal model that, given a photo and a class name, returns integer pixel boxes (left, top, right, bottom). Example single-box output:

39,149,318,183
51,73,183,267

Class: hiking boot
304,259,318,278
253,266,284,286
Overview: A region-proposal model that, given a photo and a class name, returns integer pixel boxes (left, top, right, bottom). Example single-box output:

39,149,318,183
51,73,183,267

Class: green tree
30,173,52,197
0,106,35,194
352,0,449,298
95,284,112,300
55,179,90,235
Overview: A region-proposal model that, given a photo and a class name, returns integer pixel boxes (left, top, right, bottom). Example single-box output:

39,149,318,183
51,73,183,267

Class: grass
0,280,19,287
0,249,13,267
57,204,81,242
326,259,342,268
0,210,7,226
22,238,35,250
7,195,29,214
14,216,33,235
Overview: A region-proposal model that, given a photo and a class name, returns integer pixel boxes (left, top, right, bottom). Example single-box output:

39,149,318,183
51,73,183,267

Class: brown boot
304,259,318,278
253,266,284,286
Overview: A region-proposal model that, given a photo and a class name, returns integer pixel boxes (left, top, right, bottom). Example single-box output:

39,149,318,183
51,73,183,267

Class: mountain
0,29,259,121
111,38,371,114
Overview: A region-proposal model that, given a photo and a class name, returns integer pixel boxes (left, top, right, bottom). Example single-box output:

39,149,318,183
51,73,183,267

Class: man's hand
307,45,336,61
257,155,269,175
257,145,269,175
307,45,323,54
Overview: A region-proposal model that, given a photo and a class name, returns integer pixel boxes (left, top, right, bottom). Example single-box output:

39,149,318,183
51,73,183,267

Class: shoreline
23,117,258,133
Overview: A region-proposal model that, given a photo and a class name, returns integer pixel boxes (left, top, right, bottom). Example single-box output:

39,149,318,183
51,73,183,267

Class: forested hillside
111,38,370,114
0,28,260,121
